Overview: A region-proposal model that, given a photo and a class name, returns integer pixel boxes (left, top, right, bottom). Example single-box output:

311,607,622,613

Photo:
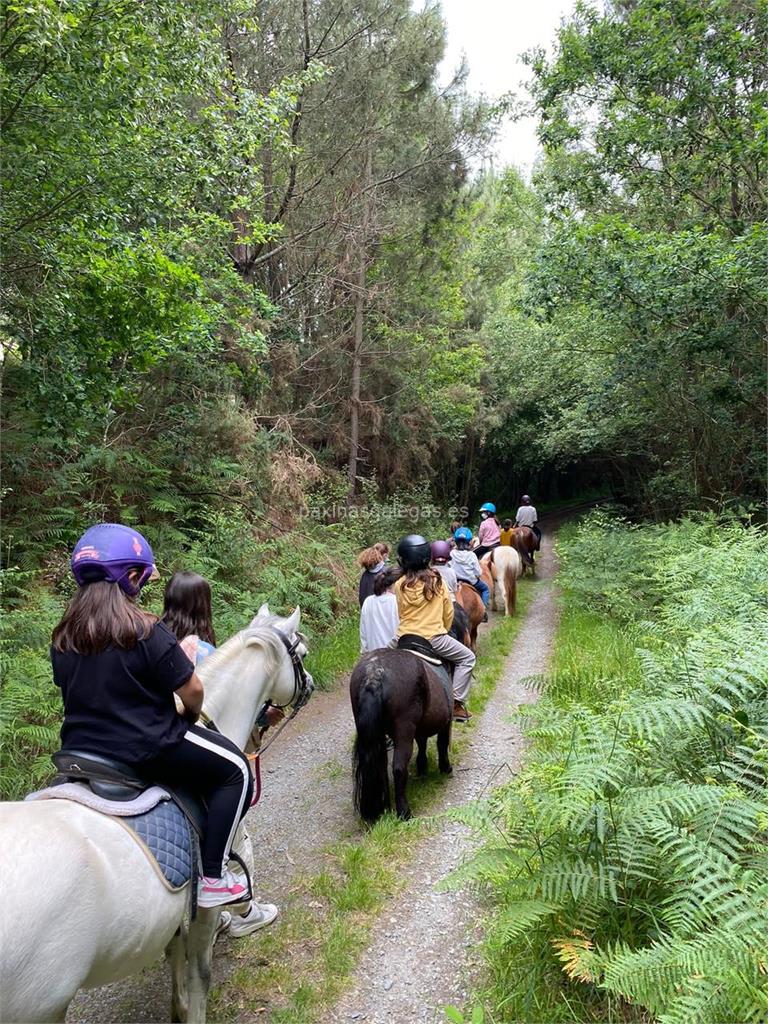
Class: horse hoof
416,761,428,777
440,761,453,775
398,808,412,821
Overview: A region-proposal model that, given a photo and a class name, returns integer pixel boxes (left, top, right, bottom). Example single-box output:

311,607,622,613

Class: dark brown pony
456,582,484,651
512,526,537,574
350,649,452,821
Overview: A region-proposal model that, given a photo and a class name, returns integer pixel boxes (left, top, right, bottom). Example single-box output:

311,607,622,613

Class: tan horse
481,547,522,615
456,582,484,651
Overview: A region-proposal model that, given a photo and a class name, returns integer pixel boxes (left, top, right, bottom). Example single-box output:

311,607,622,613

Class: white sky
438,0,577,175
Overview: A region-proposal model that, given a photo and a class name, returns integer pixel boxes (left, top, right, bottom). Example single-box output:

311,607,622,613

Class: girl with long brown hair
162,570,216,665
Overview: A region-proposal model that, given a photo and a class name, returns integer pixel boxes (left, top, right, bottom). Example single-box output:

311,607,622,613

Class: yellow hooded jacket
394,574,453,639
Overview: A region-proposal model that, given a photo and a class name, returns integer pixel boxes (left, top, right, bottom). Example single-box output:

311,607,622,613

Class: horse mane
197,617,286,717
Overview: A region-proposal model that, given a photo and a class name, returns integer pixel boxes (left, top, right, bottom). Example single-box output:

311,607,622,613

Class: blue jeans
473,580,490,607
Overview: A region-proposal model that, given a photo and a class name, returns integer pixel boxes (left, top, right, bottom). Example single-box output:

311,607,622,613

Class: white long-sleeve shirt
434,563,458,596
360,592,400,652
515,505,538,528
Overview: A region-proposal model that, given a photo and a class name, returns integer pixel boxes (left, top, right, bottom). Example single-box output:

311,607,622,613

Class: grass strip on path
210,581,535,1024
307,615,361,690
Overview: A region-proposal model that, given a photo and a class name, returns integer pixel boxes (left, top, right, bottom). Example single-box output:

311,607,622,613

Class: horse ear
283,606,300,634
249,603,270,628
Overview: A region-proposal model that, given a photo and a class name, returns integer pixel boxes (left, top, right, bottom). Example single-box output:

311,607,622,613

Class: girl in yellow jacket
394,535,476,721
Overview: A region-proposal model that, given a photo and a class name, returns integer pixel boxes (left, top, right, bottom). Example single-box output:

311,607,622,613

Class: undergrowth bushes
453,511,768,1024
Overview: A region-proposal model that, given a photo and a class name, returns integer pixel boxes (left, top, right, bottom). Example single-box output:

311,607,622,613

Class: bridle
249,626,314,759
268,628,313,713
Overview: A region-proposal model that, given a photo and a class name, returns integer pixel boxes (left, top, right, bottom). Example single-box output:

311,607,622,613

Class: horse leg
437,725,452,775
416,734,428,777
392,725,417,820
183,908,220,1023
168,925,189,1023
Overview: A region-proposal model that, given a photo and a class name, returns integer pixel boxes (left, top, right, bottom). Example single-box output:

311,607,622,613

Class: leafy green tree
472,0,767,514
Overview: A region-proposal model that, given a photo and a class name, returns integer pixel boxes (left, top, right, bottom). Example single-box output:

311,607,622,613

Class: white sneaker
214,911,231,942
227,902,279,937
198,869,251,909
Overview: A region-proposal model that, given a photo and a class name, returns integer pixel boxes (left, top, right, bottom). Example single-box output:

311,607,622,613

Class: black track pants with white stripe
146,724,253,877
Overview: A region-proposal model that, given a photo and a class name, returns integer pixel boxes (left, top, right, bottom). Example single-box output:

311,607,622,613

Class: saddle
397,634,443,666
44,749,204,893
51,749,206,836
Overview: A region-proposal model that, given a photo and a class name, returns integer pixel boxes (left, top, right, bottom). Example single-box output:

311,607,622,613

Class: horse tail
504,561,517,616
352,661,390,822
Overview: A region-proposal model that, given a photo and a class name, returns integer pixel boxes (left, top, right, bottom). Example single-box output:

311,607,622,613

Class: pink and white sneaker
197,869,250,909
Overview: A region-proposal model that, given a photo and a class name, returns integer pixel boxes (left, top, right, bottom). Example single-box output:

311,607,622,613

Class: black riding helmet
397,534,432,571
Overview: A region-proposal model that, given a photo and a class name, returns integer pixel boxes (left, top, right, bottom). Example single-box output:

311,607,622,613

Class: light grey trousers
429,633,475,702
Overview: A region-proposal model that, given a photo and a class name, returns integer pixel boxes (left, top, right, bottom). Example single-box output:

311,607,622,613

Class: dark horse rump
350,648,452,822
513,526,538,568
450,601,471,648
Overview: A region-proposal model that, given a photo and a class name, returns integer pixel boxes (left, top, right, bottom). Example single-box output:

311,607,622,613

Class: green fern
449,513,768,1023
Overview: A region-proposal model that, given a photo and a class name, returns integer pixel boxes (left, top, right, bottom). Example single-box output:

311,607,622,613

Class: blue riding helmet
454,527,473,543
479,502,496,514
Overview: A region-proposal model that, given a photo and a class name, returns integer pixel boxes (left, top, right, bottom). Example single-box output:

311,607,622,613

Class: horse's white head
249,605,307,659
199,605,311,746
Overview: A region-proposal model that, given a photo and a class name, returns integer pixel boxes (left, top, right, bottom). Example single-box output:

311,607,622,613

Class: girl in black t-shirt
161,570,281,937
53,524,253,909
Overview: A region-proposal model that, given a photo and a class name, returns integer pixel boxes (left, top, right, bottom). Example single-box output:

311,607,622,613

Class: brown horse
512,526,538,574
350,649,453,821
456,582,484,651
481,547,521,615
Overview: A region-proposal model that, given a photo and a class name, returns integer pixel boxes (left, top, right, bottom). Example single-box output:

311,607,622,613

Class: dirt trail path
68,532,558,1024
327,536,558,1024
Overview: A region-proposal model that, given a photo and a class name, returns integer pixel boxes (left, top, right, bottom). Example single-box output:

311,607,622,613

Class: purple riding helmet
430,540,452,564
71,523,157,597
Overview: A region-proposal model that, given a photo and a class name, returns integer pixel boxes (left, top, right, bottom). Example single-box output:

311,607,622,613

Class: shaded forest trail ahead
68,533,559,1024
327,533,559,1023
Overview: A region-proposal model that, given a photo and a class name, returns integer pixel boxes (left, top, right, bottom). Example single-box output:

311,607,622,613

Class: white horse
481,547,522,615
0,605,311,1024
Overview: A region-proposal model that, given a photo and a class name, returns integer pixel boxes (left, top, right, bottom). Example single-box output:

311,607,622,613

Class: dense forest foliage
2,0,765,788
2,0,765,567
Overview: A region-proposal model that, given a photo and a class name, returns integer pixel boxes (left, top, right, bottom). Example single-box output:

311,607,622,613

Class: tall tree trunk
347,143,372,500
460,428,476,512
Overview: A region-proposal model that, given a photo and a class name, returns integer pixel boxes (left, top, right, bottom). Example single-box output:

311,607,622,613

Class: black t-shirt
52,621,195,763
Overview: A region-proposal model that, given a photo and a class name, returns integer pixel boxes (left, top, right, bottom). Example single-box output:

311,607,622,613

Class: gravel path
327,535,559,1024
67,532,558,1024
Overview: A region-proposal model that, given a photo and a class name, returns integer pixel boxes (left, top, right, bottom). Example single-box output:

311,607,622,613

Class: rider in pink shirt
474,502,501,559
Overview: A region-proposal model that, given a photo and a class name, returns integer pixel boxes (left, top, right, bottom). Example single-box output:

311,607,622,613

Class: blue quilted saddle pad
124,798,193,889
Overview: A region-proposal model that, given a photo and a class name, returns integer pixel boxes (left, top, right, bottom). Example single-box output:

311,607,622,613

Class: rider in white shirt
360,567,401,652
514,495,541,548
